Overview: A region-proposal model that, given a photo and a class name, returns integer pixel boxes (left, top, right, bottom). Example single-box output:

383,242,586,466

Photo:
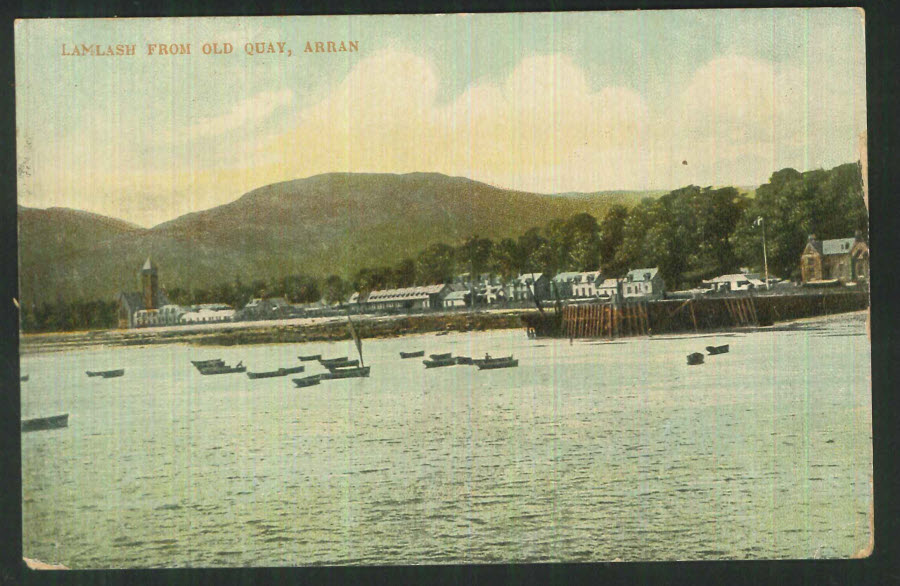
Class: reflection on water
21,313,872,567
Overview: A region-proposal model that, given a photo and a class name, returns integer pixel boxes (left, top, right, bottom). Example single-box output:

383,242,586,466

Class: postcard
16,10,870,568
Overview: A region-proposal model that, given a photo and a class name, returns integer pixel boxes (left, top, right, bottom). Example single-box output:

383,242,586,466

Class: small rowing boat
319,356,349,366
298,354,322,362
455,356,473,365
706,344,730,355
324,359,359,370
472,355,513,367
424,357,457,368
246,365,306,379
429,352,452,360
320,366,371,379
198,362,246,375
293,374,322,387
687,352,705,365
86,369,125,378
22,413,69,433
191,359,224,368
20,375,29,382
476,357,518,370
399,350,425,359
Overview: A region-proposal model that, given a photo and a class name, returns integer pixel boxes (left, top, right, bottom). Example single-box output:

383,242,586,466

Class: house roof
117,290,170,312
702,273,765,286
367,284,447,302
627,268,659,282
444,290,469,301
821,238,857,255
598,278,619,289
552,272,582,282
517,273,544,284
117,291,145,312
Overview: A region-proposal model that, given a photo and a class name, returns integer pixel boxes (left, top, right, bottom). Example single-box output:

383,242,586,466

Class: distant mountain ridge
18,172,658,304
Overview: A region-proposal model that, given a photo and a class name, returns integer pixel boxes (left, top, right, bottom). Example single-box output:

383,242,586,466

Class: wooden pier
529,291,868,340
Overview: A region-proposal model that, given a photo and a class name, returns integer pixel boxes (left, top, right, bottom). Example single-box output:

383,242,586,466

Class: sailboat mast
346,311,364,367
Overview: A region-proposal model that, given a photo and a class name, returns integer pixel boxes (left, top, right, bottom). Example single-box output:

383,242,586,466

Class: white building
442,290,468,308
597,278,621,301
180,306,235,324
701,273,766,293
572,271,603,298
622,267,665,300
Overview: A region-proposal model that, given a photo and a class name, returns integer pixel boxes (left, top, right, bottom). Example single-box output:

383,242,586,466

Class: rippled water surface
21,313,872,567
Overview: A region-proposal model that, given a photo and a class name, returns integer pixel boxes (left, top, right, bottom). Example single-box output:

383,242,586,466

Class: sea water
21,312,872,567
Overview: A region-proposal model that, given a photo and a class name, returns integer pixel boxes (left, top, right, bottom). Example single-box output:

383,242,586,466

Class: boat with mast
323,312,370,379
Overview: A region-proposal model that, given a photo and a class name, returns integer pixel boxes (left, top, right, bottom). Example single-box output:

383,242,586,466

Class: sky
15,10,867,227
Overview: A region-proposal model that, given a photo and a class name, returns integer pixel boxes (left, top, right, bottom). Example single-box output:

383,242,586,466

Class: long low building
365,284,451,311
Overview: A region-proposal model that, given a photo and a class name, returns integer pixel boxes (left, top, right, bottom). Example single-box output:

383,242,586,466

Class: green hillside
18,172,653,304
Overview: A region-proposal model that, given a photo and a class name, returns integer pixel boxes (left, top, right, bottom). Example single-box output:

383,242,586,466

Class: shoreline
19,307,869,355
19,309,531,354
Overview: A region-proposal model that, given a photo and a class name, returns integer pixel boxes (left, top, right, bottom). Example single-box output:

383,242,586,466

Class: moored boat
455,356,473,365
320,366,371,379
429,352,452,360
324,359,359,370
198,362,246,375
20,375,29,382
472,355,514,368
476,357,518,370
687,352,705,365
319,356,349,366
191,359,224,368
424,357,457,368
399,350,425,359
293,374,322,387
246,365,306,379
86,369,125,378
706,344,730,355
280,365,307,375
22,413,69,433
298,354,322,362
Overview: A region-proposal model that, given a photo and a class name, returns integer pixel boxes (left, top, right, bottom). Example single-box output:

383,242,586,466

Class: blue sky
15,10,866,227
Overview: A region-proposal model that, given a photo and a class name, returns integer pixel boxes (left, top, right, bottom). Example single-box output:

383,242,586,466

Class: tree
491,238,524,281
732,164,867,280
322,274,349,305
517,228,549,273
353,266,393,294
457,236,494,279
416,242,457,284
599,205,629,275
392,258,417,288
280,274,320,303
614,186,748,288
564,212,601,271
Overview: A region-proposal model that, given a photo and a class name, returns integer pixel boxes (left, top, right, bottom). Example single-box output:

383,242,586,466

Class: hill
18,172,654,304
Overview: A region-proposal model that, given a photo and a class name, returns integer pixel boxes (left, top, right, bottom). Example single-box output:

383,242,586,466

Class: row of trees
21,300,118,333
348,162,866,293
21,163,866,332
166,274,323,311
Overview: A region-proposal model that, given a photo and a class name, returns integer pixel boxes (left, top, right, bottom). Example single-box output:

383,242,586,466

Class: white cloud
187,89,294,140
260,50,651,193
18,47,865,226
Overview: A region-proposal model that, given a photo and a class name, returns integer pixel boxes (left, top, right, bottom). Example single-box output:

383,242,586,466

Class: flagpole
761,217,769,290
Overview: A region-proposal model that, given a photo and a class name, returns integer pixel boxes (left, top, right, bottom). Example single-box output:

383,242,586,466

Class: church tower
141,257,159,310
